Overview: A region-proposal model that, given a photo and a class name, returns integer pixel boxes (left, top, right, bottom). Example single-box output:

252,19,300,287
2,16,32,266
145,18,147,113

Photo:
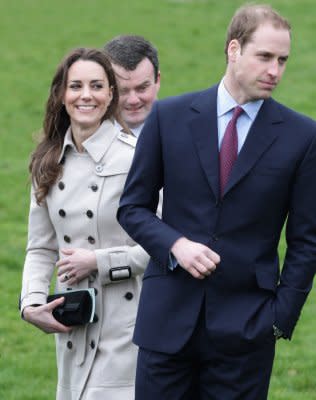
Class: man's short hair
224,4,291,60
104,35,159,82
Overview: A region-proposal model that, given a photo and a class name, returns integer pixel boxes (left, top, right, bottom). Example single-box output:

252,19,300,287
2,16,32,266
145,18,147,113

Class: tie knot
231,106,243,122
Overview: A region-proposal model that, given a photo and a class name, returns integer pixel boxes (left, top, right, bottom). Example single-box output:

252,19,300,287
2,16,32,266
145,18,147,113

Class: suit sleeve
276,134,316,338
20,186,58,313
117,102,183,268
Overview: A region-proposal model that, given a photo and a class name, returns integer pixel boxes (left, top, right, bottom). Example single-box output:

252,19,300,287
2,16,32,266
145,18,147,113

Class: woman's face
63,59,113,131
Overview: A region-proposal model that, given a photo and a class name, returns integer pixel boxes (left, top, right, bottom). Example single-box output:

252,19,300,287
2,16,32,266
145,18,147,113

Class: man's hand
171,237,220,279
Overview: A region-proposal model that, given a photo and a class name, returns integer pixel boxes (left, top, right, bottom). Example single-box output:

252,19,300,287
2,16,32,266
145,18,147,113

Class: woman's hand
23,297,72,333
56,248,97,285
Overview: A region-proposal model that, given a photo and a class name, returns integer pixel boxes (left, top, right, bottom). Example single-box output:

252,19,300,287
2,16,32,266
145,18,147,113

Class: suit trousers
135,301,276,400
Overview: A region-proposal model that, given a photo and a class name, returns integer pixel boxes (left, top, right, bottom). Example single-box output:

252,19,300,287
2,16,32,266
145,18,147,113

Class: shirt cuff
168,252,178,270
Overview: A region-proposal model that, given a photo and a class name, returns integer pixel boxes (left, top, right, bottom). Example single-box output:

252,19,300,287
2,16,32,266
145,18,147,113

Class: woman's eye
69,84,81,90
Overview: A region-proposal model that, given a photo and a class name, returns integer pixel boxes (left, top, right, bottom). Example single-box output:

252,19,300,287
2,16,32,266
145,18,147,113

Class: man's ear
227,39,241,62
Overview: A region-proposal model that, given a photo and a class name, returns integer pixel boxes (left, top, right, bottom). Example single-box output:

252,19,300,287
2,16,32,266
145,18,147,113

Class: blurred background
1,0,316,398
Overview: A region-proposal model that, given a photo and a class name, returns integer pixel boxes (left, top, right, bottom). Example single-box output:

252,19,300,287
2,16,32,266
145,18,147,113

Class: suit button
212,235,219,241
67,341,73,349
59,209,66,217
125,292,133,301
64,235,71,243
88,236,95,244
90,184,98,192
58,181,65,190
90,340,95,349
95,165,103,173
86,210,93,218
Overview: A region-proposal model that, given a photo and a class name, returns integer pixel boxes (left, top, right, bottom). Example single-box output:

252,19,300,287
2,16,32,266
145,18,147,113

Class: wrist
22,304,41,320
171,237,187,255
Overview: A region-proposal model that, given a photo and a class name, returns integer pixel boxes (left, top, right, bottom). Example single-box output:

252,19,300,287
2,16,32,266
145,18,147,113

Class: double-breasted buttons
124,292,133,301
67,341,73,349
90,340,95,349
58,181,65,190
59,209,66,217
90,184,98,192
64,235,71,243
86,210,93,218
88,236,95,244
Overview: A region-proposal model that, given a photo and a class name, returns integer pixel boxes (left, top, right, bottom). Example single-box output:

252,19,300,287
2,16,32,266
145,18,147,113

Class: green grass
2,0,316,398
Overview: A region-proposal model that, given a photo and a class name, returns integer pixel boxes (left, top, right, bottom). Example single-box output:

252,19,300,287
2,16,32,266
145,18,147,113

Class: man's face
112,58,160,129
225,23,290,104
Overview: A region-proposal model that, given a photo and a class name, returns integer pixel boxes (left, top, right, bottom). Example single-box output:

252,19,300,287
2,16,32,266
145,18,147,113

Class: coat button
59,209,66,217
90,340,95,349
212,234,219,241
58,181,65,190
93,314,99,323
88,236,95,244
67,341,73,349
95,165,103,173
64,235,71,243
86,210,93,218
90,184,98,192
125,292,133,301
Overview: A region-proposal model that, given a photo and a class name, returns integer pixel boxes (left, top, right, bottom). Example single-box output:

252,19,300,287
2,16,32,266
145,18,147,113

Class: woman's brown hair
30,47,120,204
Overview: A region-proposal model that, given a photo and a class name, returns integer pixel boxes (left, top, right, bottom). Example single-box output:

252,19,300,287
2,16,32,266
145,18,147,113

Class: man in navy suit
117,4,316,399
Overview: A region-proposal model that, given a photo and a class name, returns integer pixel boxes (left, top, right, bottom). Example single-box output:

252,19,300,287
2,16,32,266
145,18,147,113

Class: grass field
1,0,316,398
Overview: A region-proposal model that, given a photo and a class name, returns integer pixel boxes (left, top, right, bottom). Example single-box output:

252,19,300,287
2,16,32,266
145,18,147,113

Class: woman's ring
64,274,69,281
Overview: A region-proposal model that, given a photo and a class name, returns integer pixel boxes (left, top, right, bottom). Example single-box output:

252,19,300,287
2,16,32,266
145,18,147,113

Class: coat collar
188,85,284,200
58,120,120,164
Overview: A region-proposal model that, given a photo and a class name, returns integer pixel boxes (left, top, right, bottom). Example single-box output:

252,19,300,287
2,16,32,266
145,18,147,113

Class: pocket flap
255,263,279,292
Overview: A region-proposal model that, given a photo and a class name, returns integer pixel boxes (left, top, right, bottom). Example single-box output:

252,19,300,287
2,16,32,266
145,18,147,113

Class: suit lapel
223,98,284,196
189,86,220,200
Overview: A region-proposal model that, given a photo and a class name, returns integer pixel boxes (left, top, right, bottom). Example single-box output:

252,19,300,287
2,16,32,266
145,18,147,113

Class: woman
20,48,149,400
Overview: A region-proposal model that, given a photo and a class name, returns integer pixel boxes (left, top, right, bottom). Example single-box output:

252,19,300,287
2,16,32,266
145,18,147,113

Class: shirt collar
58,120,119,164
217,78,263,121
114,120,143,138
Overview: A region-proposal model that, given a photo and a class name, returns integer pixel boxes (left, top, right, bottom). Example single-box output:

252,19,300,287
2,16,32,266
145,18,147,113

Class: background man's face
113,58,160,128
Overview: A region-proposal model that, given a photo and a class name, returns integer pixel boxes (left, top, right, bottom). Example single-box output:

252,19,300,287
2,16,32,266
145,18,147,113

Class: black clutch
47,289,95,326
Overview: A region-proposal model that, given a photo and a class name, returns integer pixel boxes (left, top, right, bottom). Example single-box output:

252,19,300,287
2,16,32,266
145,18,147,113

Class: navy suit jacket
118,85,316,355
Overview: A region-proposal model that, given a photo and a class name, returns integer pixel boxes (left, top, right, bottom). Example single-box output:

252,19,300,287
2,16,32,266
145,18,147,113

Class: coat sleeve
96,189,163,285
117,102,183,268
95,244,149,286
276,133,316,339
20,186,58,312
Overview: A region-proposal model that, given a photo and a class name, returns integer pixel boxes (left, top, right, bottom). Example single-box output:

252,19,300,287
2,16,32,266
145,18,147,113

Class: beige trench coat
21,120,151,400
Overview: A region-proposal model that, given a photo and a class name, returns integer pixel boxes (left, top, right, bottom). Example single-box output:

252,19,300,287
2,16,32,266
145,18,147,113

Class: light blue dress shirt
217,79,263,153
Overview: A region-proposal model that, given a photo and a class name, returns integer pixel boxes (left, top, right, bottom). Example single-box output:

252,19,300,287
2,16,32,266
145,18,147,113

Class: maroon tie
219,106,243,196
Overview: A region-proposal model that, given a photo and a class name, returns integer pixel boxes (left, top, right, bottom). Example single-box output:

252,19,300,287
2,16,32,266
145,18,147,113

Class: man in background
104,35,160,137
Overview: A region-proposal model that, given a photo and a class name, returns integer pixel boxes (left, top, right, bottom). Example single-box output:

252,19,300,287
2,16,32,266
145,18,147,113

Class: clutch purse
47,288,96,326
